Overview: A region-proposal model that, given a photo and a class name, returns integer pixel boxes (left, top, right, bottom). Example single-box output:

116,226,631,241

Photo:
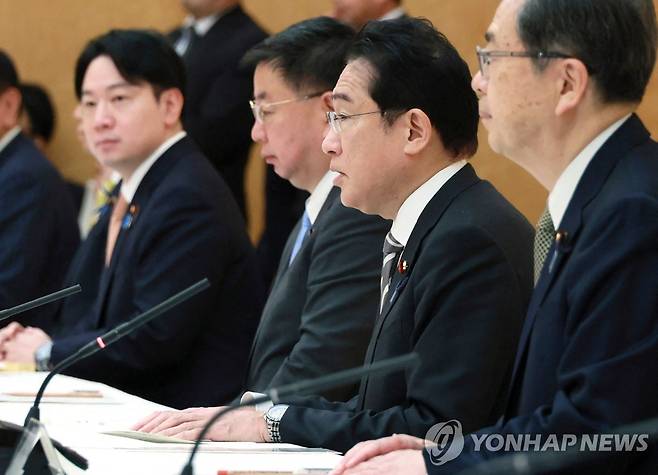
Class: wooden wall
1,0,656,241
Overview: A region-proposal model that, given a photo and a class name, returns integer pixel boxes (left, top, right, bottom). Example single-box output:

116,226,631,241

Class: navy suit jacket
169,5,267,214
52,137,264,408
279,164,534,453
245,187,389,401
0,132,79,331
427,115,658,474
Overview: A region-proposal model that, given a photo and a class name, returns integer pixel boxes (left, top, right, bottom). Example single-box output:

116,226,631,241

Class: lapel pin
398,259,409,274
122,204,140,230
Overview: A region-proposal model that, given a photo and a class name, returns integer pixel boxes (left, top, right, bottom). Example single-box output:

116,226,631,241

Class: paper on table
102,431,338,454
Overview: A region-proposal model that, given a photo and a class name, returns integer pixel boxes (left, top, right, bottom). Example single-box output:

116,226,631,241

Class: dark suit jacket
52,137,264,408
245,187,389,401
0,132,79,331
427,115,658,474
279,164,534,453
169,5,267,215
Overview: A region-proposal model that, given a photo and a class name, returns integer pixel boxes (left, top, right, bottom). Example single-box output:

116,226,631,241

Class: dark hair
518,0,657,103
347,17,478,159
241,16,354,92
74,29,186,100
0,50,19,94
20,83,56,143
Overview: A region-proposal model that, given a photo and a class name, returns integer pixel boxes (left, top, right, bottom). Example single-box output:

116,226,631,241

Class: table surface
0,372,341,474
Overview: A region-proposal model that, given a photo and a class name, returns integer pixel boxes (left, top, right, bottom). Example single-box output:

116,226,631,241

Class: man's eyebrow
254,91,267,101
331,92,352,103
81,81,133,96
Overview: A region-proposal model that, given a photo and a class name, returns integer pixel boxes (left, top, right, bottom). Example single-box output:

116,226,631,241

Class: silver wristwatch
264,404,288,443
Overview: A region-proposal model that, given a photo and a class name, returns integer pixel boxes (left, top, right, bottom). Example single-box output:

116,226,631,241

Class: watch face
268,405,288,420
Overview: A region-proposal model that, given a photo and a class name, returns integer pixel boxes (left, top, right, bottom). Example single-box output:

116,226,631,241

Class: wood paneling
1,0,656,241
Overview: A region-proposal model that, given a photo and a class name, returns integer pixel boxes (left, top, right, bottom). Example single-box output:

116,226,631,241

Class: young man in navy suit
135,17,534,450
0,30,264,409
332,1,658,474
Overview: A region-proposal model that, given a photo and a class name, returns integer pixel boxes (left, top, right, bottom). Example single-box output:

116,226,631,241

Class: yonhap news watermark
424,420,650,466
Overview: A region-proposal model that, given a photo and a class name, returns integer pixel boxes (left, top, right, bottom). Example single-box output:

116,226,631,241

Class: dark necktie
533,207,555,283
176,25,198,58
380,232,404,312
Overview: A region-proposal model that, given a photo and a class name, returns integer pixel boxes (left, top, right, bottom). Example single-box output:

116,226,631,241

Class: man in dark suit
135,18,534,450
169,0,266,215
332,1,658,474
0,51,79,334
132,18,389,435
0,30,264,409
170,0,306,290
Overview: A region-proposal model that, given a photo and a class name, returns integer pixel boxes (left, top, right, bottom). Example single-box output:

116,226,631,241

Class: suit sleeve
425,195,658,473
0,173,50,314
280,224,529,452
264,206,386,400
51,186,231,379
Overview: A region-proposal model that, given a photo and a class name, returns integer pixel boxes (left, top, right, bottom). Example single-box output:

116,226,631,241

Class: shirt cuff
240,391,275,413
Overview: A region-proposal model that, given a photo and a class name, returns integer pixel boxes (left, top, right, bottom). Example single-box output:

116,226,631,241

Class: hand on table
132,406,269,442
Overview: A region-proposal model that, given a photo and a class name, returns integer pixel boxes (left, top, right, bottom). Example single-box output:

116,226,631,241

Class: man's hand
330,434,428,475
132,406,269,442
0,322,25,358
2,326,49,363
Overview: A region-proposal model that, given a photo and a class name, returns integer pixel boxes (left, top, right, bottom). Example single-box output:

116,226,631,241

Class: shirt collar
390,160,467,246
0,126,21,155
120,131,186,203
182,11,223,36
548,114,630,228
305,170,339,225
379,7,405,21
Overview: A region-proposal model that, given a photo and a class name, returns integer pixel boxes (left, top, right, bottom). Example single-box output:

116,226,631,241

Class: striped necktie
380,232,403,312
533,207,555,284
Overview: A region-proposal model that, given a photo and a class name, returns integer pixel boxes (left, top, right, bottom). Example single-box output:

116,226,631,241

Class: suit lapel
374,164,481,334
507,114,651,396
358,164,481,408
93,138,192,326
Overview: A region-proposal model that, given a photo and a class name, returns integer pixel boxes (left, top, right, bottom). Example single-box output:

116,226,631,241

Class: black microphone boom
180,352,420,475
0,284,81,322
24,278,210,426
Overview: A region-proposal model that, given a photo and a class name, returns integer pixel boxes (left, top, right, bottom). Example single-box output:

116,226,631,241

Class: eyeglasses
475,45,571,78
325,110,382,134
249,91,324,123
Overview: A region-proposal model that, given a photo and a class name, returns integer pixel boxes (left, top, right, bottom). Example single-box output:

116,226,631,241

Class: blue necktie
289,211,311,265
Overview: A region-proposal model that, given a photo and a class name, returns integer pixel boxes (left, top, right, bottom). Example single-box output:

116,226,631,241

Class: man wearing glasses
133,17,389,434
135,17,534,452
331,0,658,473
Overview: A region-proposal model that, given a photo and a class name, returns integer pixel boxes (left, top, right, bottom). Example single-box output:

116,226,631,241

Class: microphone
24,278,210,426
456,416,658,475
180,352,420,475
0,284,81,323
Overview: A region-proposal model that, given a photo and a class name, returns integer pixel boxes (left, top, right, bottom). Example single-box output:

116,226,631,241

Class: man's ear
320,90,334,112
159,88,184,126
0,87,22,130
555,58,589,116
402,108,432,156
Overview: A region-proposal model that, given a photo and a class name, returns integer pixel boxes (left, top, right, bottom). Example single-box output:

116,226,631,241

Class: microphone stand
24,278,210,426
0,285,81,323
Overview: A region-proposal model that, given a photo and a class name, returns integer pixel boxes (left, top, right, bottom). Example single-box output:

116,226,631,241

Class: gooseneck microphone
24,278,210,426
0,284,82,323
180,352,420,475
